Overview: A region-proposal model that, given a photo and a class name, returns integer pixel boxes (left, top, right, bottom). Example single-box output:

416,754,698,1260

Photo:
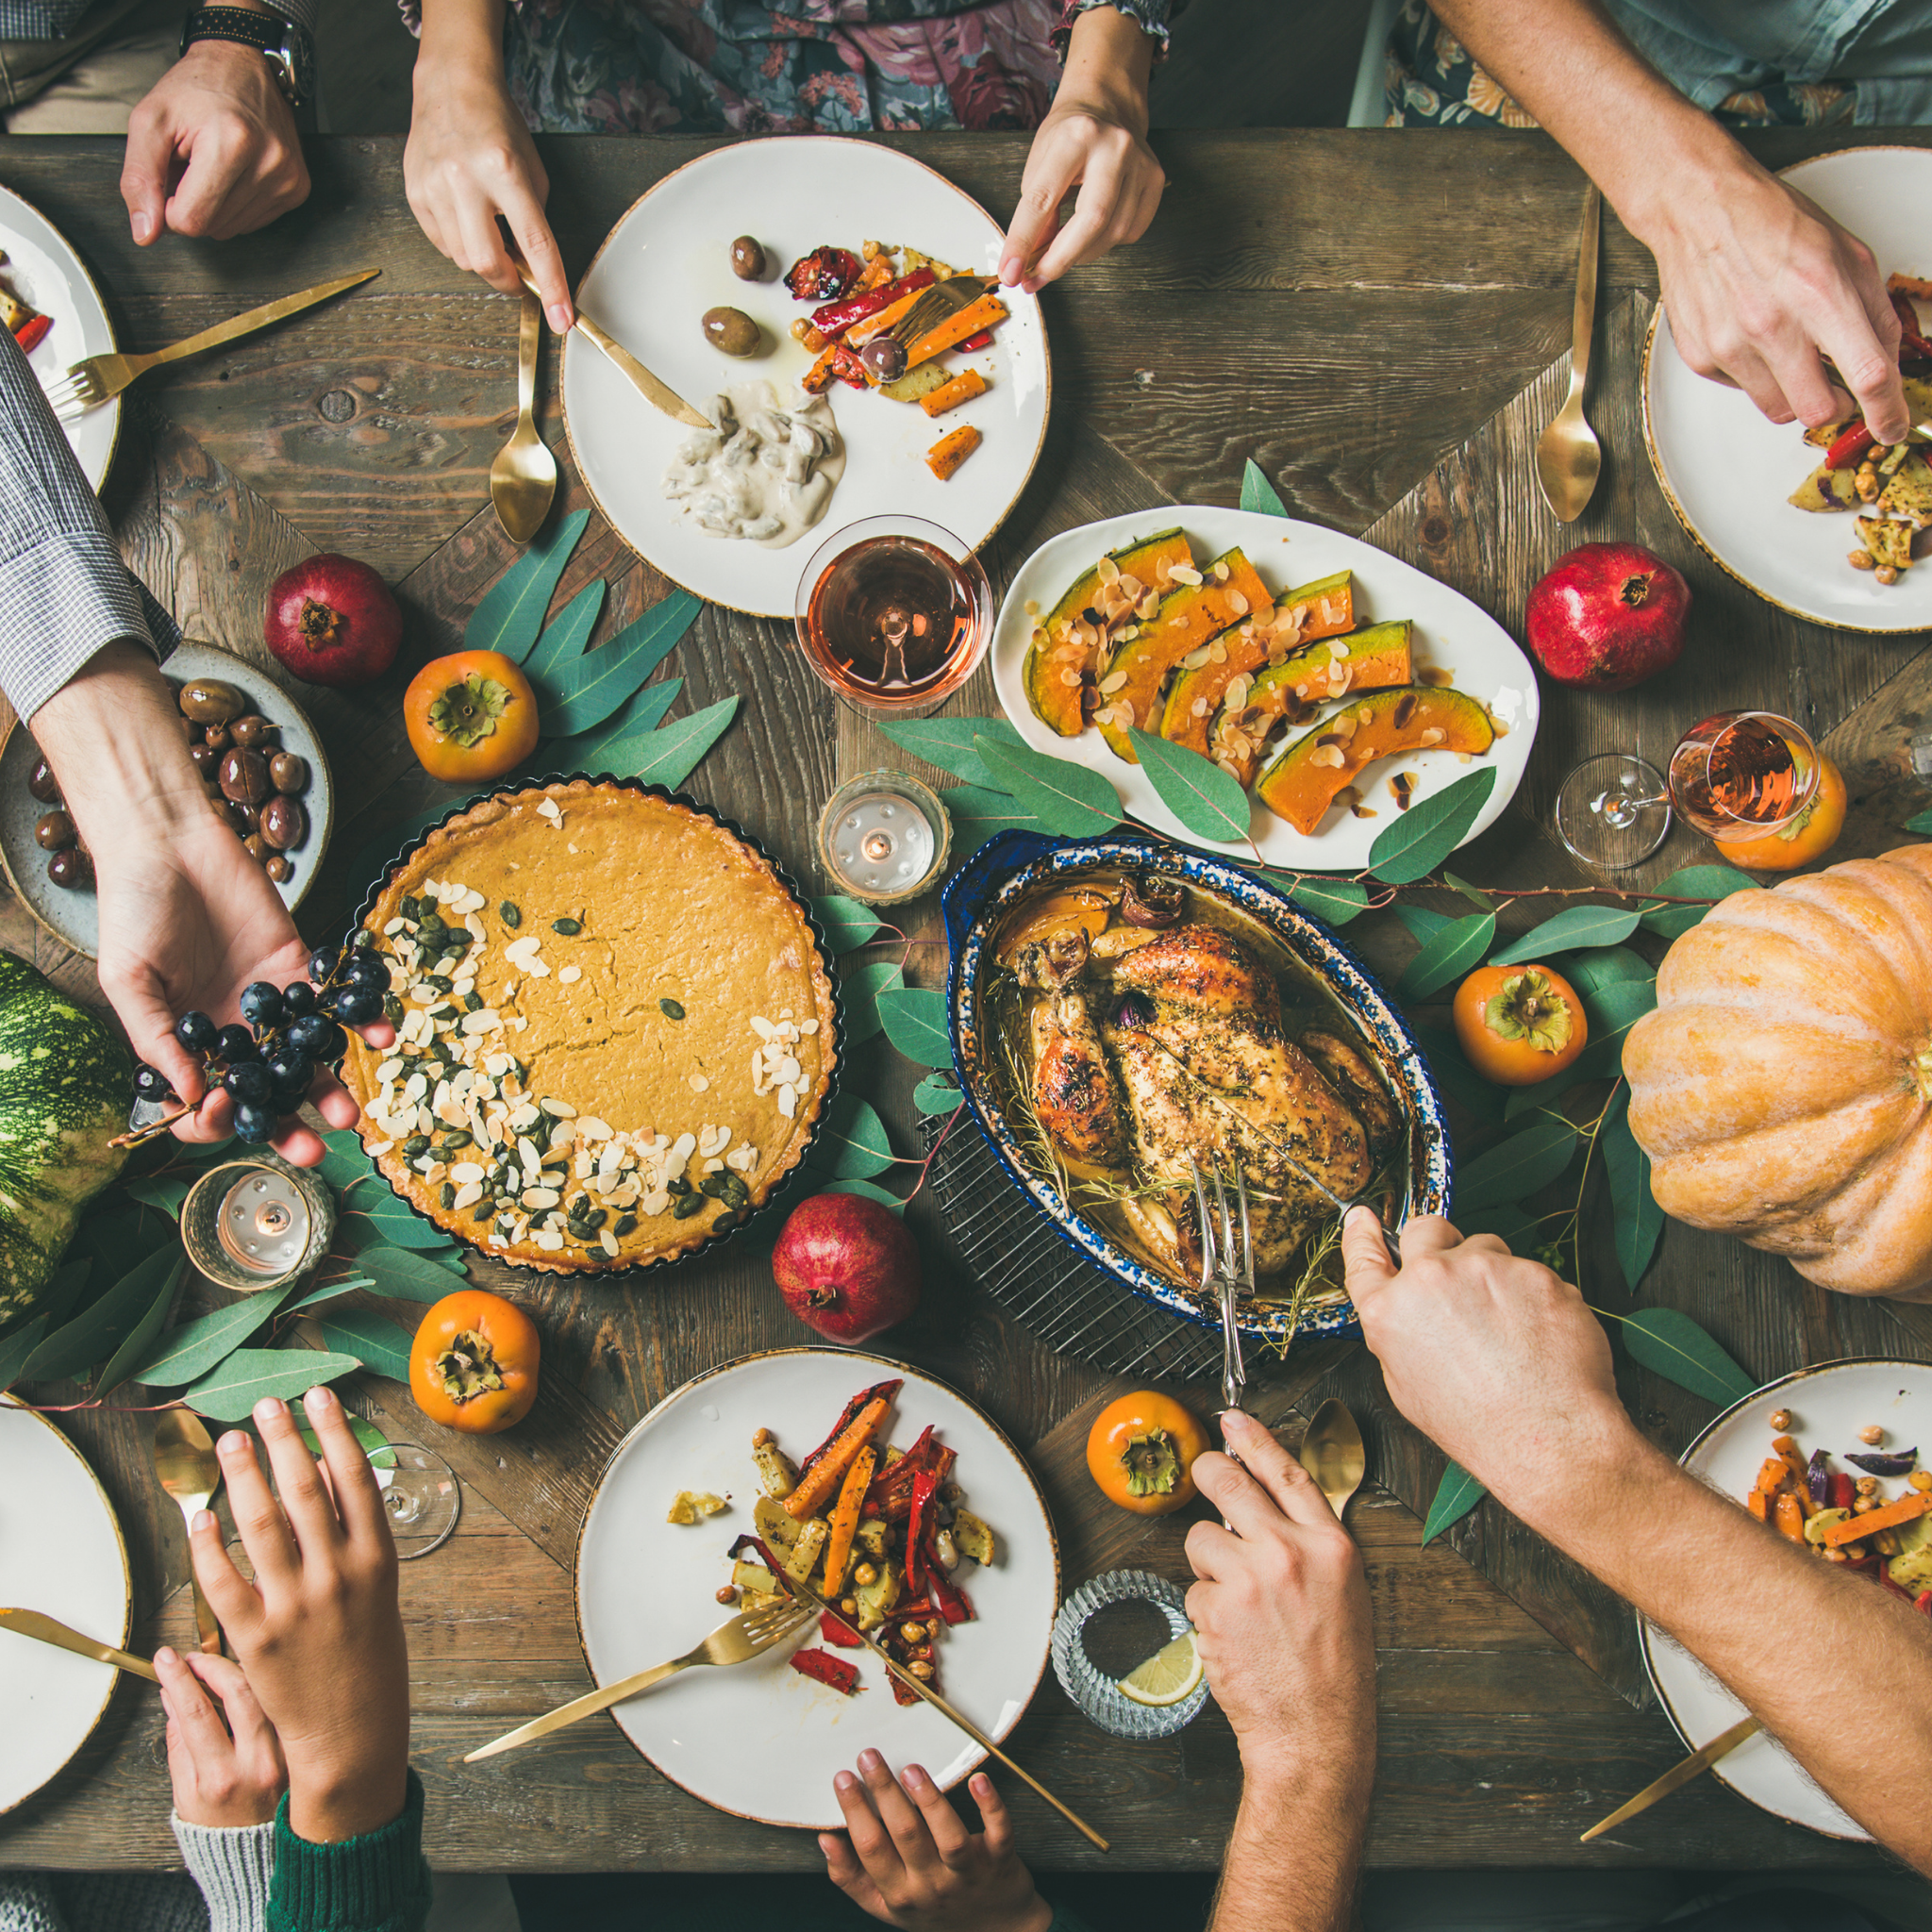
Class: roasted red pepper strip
927,1571,972,1625
811,267,935,339
786,245,863,303
862,1426,937,1516
791,1646,861,1694
1829,1471,1857,1512
11,313,52,356
1918,1591,1932,1617
819,1610,865,1647
905,1468,938,1595
1826,423,1876,470
1890,291,1932,363
954,328,992,352
798,1379,903,1479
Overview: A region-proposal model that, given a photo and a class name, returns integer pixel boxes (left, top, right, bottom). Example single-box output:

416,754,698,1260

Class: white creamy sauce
659,381,845,549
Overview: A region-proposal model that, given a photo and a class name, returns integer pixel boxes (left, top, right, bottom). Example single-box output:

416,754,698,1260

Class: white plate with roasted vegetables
1640,1357,1932,1842
991,508,1537,869
561,139,1048,619
575,1348,1058,1829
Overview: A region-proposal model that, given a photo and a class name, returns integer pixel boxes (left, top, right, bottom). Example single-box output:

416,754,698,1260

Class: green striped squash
0,953,129,1325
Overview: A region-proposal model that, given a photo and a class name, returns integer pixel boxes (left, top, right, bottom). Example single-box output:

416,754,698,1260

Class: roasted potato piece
732,1558,781,1597
1789,462,1860,512
782,1516,830,1584
952,1508,996,1566
854,1517,891,1557
755,1495,804,1556
752,1431,799,1500
667,1490,727,1525
1858,516,1915,574
854,1557,903,1630
1877,449,1932,525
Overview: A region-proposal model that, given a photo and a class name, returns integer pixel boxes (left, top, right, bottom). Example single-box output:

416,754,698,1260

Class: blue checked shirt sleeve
0,327,171,723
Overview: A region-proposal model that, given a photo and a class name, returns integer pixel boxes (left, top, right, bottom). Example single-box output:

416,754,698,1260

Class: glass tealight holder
816,771,953,907
1051,1568,1208,1740
182,1159,336,1294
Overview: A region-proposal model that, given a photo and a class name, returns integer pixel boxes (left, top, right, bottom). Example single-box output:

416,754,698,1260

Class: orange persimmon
404,649,540,783
1086,1391,1209,1515
1453,962,1589,1088
408,1289,541,1434
1713,756,1847,873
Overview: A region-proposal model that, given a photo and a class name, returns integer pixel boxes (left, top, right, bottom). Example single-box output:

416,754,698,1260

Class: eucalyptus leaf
74,1209,158,1291
818,1095,895,1180
1284,876,1370,925
133,1283,292,1387
523,579,607,682
1241,458,1289,518
912,1073,961,1116
122,1175,189,1219
1126,728,1252,844
95,1256,190,1397
349,1245,468,1304
1574,977,1659,1081
351,1203,461,1252
1611,1307,1754,1406
540,591,701,738
875,988,950,1069
942,784,1048,858
289,1274,376,1312
464,508,589,662
1455,1119,1579,1212
1562,946,1656,997
1422,1460,1486,1544
297,1413,396,1471
1503,1060,1599,1120
318,1309,416,1382
1398,911,1495,1001
822,1177,907,1213
1368,767,1498,885
1395,906,1451,946
1639,864,1758,940
0,1314,49,1395
27,1244,185,1384
1442,871,1497,913
186,1348,366,1423
878,716,1024,791
1905,808,1932,834
812,895,884,952
569,676,683,769
1410,1024,1505,1125
31,1259,93,1332
613,695,740,790
1601,1087,1664,1291
841,960,906,1046
318,1127,378,1199
1490,906,1643,965
1457,1204,1536,1249
974,736,1122,840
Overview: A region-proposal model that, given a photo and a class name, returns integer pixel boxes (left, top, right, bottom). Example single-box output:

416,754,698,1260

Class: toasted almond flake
800,1020,818,1036
1178,646,1211,672
461,1009,500,1035
777,1085,797,1119
576,1117,612,1141
1210,560,1229,582
522,1186,560,1209
1096,555,1121,585
516,1134,541,1171
1191,697,1209,719
1491,715,1510,738
641,1189,671,1217
1208,641,1228,664
1024,598,1040,616
1225,674,1252,709
1058,667,1081,688
1226,590,1248,615
376,1058,406,1084
450,1161,486,1184
690,1074,709,1093
1309,744,1347,769
599,1229,621,1257
537,797,562,823
1215,757,1241,777
383,916,407,936
1099,669,1129,693
1419,726,1446,746
1329,640,1350,660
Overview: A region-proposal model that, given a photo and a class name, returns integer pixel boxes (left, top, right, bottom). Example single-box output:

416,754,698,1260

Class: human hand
157,1645,288,1828
821,1751,1051,1932
121,41,308,244
1341,1208,1627,1515
1640,168,1907,441
189,1387,408,1844
404,43,572,330
1184,1408,1375,1791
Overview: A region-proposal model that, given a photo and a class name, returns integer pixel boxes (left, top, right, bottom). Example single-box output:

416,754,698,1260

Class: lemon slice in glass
1116,1629,1202,1707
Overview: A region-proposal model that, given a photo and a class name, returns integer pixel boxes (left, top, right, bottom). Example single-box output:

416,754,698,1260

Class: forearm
415,0,508,83
1209,1764,1368,1932
1058,7,1155,129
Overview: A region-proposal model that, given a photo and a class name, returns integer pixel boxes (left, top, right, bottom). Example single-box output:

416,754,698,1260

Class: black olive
33,809,74,852
729,236,768,281
265,855,294,883
46,847,91,889
230,714,275,749
860,336,908,383
220,747,271,806
269,752,308,794
259,794,307,851
701,307,761,358
26,758,60,804
177,678,244,724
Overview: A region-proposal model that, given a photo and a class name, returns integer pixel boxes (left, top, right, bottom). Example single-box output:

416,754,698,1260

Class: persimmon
404,649,540,783
1714,756,1847,873
1453,962,1589,1088
408,1289,541,1434
1086,1391,1209,1514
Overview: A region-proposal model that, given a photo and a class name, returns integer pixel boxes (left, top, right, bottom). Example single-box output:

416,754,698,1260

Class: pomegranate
264,553,403,688
1524,541,1690,692
772,1193,920,1345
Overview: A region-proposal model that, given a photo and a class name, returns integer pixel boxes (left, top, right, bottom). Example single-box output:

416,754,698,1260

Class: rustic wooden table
2,126,1929,1880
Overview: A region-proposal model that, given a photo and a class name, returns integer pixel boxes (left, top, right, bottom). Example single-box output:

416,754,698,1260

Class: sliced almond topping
1309,744,1347,769
1099,669,1129,693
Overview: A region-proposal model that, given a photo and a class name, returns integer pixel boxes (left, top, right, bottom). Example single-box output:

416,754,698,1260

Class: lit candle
816,772,952,907
182,1158,335,1292
217,1169,311,1275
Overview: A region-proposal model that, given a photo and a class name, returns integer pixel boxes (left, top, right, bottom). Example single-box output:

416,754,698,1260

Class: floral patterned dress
399,0,1175,137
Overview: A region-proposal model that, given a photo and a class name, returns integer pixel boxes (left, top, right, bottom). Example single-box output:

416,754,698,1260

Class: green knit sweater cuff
1047,1904,1098,1932
267,1768,433,1932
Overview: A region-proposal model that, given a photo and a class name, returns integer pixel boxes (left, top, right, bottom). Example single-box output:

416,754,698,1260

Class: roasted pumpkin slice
1023,527,1192,736
1257,685,1495,836
1206,620,1416,787
1160,569,1354,756
1096,548,1274,763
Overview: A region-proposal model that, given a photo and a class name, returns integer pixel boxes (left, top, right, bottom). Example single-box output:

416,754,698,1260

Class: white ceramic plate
0,181,120,492
575,1348,1058,1830
560,139,1048,619
989,507,1539,870
0,1401,132,1813
1643,146,1932,634
1640,1356,1932,1841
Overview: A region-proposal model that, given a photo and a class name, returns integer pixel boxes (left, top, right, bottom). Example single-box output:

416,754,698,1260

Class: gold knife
1579,1712,1761,1840
775,1569,1109,1853
508,253,708,429
0,1607,159,1683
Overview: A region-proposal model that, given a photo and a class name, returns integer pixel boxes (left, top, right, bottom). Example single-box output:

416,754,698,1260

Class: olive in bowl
702,307,762,358
729,236,768,282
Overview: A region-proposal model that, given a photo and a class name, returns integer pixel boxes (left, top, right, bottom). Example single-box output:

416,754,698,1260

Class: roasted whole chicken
1002,883,1400,1288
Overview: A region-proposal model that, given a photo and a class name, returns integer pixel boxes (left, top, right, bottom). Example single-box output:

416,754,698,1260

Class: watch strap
180,8,282,56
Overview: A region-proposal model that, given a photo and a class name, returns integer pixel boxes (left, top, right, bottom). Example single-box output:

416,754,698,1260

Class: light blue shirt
1607,0,1932,125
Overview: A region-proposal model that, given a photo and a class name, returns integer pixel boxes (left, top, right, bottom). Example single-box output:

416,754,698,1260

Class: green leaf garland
0,1314,49,1395
27,1245,185,1384
1422,1460,1486,1544
878,716,1024,791
133,1283,294,1387
568,677,683,771
1397,911,1495,1001
1562,946,1655,997
841,960,906,1045
1457,1204,1536,1247
1126,728,1252,844
523,579,607,681
817,1095,895,1179
875,988,950,1069
1455,1119,1579,1212
289,1274,377,1311
123,1176,190,1219
1410,1024,1505,1124
812,895,884,952
974,736,1122,840
536,591,702,738
1395,905,1451,946
1612,1307,1755,1406
1442,872,1497,913
464,508,589,662
1639,865,1758,940
94,1256,189,1397
187,1348,366,1422
349,1245,467,1304
1601,1087,1664,1291
1368,767,1497,885
614,695,740,790
1905,808,1932,834
941,784,1048,858
912,1073,961,1115
1241,458,1289,518
318,1309,417,1383
1490,906,1643,965
297,1413,397,1471
1285,876,1370,925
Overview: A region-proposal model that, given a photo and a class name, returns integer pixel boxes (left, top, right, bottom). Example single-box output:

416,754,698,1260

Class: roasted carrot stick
919,367,990,417
821,1444,876,1594
1821,1491,1932,1545
784,1393,892,1520
925,424,981,482
1746,1488,1771,1524
1774,1490,1807,1543
905,292,1008,370
847,286,933,350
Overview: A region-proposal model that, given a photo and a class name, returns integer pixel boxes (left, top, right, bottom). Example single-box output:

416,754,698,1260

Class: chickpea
1876,565,1901,586
790,318,812,342
899,1622,926,1644
1823,1545,1849,1563
716,1585,738,1605
1857,1475,1880,1496
908,1660,935,1681
1850,548,1875,570
908,1642,933,1662
1909,1471,1932,1492
1854,1494,1878,1513
841,1597,859,1616
1857,473,1880,502
853,1562,878,1588
1843,1541,1869,1560
1859,1424,1886,1445
1768,1409,1791,1432
753,1426,774,1447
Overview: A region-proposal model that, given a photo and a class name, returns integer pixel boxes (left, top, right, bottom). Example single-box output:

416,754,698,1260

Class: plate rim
1641,144,1932,639
0,1397,133,1817
558,135,1052,620
570,1342,1061,1829
1636,1351,1927,1842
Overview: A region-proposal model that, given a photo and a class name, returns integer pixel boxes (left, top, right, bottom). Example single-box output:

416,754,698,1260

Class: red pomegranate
1524,542,1690,692
772,1193,920,1346
264,554,403,688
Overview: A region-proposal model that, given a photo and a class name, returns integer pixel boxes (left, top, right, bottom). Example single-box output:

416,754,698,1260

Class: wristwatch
178,6,315,108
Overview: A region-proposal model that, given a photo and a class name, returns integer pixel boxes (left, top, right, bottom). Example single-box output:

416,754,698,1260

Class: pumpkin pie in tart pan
340,778,840,1274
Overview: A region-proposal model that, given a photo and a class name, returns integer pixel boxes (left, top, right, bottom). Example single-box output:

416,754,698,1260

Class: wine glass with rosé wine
1554,710,1822,871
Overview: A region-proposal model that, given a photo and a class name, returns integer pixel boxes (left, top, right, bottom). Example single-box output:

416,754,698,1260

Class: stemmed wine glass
1555,710,1822,871
376,1443,461,1558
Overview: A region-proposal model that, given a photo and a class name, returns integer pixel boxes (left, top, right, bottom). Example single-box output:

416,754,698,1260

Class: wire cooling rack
922,1113,1224,1386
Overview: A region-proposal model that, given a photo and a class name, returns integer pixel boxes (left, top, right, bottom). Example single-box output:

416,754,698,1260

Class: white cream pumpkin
1624,843,1932,1299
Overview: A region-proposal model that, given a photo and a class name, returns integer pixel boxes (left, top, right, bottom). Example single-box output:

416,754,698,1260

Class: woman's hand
406,0,572,330
822,1751,1051,1932
158,1646,288,1828
1001,6,1163,293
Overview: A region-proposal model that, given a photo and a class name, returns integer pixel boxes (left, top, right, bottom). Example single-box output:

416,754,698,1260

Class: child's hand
821,1751,1052,1932
158,1645,288,1828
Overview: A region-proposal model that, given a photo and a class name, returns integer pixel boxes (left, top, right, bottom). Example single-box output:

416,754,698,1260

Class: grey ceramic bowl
943,830,1453,1347
0,641,335,959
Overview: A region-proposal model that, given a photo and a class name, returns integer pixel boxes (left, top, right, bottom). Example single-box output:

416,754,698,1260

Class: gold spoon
491,289,558,545
1535,183,1603,524
1298,1398,1366,1519
153,1410,224,1655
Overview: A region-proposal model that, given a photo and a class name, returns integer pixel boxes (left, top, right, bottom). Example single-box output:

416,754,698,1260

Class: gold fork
462,1596,814,1763
1189,1155,1251,1416
42,268,378,418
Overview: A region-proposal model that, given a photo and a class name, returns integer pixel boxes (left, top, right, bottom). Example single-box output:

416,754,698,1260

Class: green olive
702,307,762,358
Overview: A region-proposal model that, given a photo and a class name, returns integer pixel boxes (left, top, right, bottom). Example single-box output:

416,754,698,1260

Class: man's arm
1427,0,1908,442
1343,1212,1932,1872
